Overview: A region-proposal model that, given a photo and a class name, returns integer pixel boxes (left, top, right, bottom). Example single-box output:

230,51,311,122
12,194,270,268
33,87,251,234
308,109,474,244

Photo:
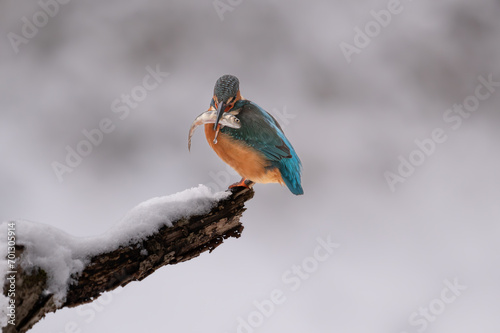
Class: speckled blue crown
214,75,239,103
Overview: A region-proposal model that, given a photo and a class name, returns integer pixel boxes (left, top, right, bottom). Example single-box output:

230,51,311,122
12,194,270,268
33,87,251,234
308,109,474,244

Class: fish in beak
188,109,240,151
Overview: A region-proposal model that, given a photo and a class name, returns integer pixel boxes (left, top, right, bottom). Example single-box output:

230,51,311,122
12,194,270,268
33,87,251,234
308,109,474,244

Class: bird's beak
213,101,225,130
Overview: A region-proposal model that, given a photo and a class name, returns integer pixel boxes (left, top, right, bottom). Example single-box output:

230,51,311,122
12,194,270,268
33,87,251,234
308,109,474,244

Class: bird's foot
229,178,254,189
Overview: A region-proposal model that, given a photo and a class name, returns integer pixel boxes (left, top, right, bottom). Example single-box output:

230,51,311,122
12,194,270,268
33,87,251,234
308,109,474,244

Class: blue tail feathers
278,151,303,195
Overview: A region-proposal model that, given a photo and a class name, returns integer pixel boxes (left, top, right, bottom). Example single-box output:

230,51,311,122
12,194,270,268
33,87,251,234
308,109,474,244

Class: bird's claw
229,179,254,189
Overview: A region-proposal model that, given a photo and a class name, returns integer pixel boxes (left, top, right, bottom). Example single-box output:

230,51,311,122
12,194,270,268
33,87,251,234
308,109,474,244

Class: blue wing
221,100,303,195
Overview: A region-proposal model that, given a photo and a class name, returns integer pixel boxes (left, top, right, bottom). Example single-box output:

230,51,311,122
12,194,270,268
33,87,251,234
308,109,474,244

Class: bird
203,74,303,195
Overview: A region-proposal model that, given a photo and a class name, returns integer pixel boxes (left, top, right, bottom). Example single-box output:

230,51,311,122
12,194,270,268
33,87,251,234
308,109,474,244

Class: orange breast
204,124,284,184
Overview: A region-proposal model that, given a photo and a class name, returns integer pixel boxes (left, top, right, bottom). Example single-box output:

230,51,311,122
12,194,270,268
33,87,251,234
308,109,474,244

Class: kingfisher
201,74,303,195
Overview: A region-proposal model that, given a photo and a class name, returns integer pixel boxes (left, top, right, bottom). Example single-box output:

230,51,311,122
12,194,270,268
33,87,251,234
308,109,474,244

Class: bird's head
212,74,241,130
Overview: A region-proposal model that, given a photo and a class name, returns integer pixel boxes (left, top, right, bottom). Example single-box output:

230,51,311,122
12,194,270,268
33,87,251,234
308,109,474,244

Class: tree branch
2,186,254,333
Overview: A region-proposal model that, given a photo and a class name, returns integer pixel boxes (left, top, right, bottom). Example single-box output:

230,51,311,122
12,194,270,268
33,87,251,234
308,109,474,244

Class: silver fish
188,110,241,151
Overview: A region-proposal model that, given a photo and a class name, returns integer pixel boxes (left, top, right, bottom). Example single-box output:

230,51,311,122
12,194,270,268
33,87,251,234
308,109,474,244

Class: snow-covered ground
1,0,499,332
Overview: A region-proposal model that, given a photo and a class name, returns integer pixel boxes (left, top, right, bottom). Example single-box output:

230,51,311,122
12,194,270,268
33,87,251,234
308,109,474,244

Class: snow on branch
0,185,254,333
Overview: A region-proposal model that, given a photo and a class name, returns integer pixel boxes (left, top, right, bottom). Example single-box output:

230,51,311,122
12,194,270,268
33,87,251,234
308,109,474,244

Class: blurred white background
1,0,500,332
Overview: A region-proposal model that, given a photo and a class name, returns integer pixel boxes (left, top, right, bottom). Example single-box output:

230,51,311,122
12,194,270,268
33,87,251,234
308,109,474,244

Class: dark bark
2,186,254,333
